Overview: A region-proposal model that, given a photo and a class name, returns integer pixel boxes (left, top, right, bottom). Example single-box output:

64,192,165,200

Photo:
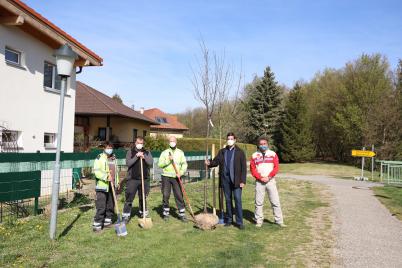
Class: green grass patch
280,162,380,180
0,178,331,267
372,186,402,221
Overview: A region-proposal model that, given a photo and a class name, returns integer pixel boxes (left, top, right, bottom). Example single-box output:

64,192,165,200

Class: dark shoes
224,222,232,227
238,224,245,230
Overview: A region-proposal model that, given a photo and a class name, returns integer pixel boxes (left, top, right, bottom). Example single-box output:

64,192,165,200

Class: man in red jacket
250,136,285,227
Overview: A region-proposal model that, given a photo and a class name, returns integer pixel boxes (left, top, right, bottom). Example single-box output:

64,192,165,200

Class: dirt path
277,174,402,267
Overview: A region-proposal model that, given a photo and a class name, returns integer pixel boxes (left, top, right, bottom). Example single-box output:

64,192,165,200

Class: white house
0,0,103,153
0,0,103,195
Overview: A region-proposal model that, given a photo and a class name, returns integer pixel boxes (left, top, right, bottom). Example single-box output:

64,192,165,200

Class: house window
98,128,107,141
0,129,23,150
155,117,168,124
133,129,138,141
143,130,147,137
5,47,21,65
44,133,56,149
44,62,61,90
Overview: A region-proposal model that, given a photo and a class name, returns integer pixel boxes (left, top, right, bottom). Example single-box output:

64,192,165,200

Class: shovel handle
140,157,147,220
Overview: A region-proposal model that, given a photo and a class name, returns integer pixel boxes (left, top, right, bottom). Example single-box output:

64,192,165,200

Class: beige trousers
255,178,283,224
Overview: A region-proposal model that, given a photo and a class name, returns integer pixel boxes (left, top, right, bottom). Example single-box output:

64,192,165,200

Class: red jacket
250,150,279,181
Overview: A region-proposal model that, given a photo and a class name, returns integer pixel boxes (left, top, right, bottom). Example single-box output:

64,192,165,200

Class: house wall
84,116,151,143
0,24,76,153
150,130,185,138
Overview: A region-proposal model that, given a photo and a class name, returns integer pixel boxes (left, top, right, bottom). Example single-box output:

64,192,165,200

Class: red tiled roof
75,82,158,124
3,0,102,65
143,108,189,131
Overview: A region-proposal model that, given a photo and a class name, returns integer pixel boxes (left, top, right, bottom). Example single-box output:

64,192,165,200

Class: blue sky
25,0,402,113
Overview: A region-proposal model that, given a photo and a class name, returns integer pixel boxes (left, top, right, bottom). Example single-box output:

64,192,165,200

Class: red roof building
142,108,188,138
75,82,158,149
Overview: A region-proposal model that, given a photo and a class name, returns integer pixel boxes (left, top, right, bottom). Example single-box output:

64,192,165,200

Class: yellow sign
351,150,376,158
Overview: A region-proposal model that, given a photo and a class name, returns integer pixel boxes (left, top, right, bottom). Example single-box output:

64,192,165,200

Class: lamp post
49,44,77,240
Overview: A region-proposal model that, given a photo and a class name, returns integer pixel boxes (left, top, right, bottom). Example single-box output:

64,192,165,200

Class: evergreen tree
112,93,123,104
244,66,283,144
278,83,315,162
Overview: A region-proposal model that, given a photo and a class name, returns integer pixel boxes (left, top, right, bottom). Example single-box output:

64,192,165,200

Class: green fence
377,160,402,185
0,150,210,223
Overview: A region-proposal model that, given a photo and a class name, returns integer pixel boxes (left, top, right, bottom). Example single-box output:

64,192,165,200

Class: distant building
75,82,158,149
0,0,102,153
142,108,189,138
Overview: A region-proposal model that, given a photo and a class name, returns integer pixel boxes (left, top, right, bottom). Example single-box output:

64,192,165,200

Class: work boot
92,222,102,233
180,215,187,223
103,218,113,228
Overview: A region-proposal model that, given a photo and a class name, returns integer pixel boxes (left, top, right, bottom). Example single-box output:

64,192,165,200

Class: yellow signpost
351,150,376,158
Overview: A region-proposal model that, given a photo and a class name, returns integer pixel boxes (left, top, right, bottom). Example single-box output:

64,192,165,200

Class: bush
144,136,256,159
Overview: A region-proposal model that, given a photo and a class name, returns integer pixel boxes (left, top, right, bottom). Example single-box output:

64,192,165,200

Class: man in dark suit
206,132,247,229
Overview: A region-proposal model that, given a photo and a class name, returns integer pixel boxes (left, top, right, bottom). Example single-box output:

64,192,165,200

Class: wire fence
0,150,209,223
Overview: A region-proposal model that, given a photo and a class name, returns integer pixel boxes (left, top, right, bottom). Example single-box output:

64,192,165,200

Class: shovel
138,158,153,229
111,181,128,237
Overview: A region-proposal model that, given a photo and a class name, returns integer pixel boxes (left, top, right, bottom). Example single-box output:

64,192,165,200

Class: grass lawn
0,178,333,267
280,162,380,180
372,186,402,221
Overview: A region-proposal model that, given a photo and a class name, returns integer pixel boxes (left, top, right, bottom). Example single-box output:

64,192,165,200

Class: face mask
136,144,143,150
227,140,235,146
259,145,268,151
104,148,113,155
169,142,176,148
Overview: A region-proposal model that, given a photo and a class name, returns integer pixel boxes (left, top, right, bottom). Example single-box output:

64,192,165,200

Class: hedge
144,136,256,159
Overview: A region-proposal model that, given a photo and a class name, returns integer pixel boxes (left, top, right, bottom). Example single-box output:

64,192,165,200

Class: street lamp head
54,44,77,77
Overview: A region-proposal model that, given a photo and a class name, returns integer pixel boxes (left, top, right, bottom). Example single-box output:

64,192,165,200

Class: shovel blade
138,218,153,229
115,222,128,236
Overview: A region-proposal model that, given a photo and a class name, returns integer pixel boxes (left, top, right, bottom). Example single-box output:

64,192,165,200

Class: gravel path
277,174,402,267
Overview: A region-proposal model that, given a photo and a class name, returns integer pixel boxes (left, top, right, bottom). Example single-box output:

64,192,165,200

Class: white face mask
136,143,143,150
227,139,235,146
169,142,176,148
104,148,113,155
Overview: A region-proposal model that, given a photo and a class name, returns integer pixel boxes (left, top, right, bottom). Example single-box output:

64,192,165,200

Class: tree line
178,53,402,163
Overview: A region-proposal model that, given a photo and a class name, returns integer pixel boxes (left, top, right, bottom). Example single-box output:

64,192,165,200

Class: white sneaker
256,222,263,228
277,223,287,228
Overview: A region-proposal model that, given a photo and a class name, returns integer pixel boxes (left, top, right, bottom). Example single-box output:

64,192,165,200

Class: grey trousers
255,178,284,224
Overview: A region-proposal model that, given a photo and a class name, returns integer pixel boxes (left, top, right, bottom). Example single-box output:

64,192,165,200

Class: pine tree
244,66,283,144
278,83,315,162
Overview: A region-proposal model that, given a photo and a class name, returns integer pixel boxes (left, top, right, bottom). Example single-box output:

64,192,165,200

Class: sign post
351,147,376,181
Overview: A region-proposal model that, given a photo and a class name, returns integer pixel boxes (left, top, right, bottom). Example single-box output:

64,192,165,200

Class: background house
142,108,189,138
75,82,158,150
0,0,102,153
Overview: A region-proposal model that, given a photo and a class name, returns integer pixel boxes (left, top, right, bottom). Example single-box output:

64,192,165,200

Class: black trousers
123,178,150,215
94,186,114,223
161,176,185,215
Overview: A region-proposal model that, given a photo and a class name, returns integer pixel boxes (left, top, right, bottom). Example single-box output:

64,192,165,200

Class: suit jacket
208,145,247,187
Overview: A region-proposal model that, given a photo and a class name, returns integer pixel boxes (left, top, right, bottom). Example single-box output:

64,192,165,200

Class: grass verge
0,178,332,267
372,185,402,221
280,162,380,180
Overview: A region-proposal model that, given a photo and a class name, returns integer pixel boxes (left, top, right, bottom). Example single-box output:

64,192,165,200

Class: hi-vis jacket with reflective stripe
93,153,119,192
158,148,188,178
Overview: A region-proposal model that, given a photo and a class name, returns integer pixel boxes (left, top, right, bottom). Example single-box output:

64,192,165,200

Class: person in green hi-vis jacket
158,136,188,222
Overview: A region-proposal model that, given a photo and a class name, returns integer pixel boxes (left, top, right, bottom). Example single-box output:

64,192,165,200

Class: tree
112,93,123,104
243,66,283,144
278,83,315,162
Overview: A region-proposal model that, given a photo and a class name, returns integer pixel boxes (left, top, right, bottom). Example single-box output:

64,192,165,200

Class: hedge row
144,136,256,159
